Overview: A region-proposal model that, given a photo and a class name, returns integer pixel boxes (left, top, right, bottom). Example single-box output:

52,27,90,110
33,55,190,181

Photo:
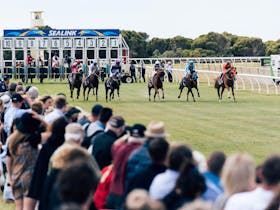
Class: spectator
26,117,68,210
64,106,82,123
92,115,125,170
6,112,44,210
4,93,30,135
125,137,169,195
27,86,39,102
224,155,280,210
179,200,212,210
162,160,206,210
106,124,146,209
31,101,43,116
7,82,17,98
202,151,226,202
213,153,256,210
125,189,165,210
149,143,193,200
56,160,99,210
44,95,67,124
125,121,168,188
39,95,53,115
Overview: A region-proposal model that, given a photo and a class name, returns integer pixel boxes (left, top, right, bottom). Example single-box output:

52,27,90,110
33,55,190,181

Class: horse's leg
220,87,225,102
227,87,231,98
232,86,236,102
148,87,151,101
77,87,80,99
190,89,195,102
187,89,191,102
87,87,91,101
117,88,120,99
162,88,164,99
96,87,98,101
196,87,200,97
105,87,108,102
217,86,221,102
178,86,183,99
83,86,86,101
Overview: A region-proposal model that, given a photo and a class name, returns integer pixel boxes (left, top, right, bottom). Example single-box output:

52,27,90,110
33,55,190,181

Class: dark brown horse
83,72,99,101
148,69,165,101
105,76,120,102
68,70,83,99
215,67,237,102
178,74,200,102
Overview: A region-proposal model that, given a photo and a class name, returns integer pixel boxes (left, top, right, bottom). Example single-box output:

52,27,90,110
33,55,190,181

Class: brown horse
83,72,99,101
148,69,165,101
214,67,237,102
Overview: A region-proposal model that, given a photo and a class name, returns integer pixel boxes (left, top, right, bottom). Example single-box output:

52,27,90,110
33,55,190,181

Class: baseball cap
11,93,24,103
3,75,10,81
108,115,125,128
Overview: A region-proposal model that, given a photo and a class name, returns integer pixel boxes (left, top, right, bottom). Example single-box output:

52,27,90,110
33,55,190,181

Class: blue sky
0,0,279,41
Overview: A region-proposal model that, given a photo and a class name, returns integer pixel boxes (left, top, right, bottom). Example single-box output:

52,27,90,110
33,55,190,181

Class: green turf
1,78,279,208
30,79,280,162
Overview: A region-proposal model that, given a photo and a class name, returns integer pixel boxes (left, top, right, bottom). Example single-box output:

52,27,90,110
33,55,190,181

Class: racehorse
148,69,165,101
83,72,99,101
178,73,200,102
105,76,120,102
214,67,237,102
68,70,83,99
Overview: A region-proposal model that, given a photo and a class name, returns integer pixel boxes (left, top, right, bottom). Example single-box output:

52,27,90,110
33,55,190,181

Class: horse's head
157,69,165,82
228,67,237,78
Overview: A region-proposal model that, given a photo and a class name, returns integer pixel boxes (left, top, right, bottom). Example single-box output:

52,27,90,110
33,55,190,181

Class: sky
0,0,279,41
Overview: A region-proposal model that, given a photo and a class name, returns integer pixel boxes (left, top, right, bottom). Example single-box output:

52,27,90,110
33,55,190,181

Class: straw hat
144,121,169,138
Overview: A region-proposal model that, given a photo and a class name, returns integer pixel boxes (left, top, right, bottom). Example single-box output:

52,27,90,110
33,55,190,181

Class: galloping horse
148,69,165,101
178,73,200,102
105,76,120,102
214,67,237,102
68,69,83,99
83,72,99,101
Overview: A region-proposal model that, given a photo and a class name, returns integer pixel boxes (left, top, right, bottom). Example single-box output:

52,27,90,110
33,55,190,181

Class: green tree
121,30,149,58
265,40,280,55
232,37,265,56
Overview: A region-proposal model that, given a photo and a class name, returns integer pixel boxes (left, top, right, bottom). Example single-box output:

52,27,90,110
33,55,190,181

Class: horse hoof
178,96,180,99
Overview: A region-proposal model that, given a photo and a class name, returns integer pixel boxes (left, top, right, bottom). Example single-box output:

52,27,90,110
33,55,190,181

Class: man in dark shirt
92,115,125,170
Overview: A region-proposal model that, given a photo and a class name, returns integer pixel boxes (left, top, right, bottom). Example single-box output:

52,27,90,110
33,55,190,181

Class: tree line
121,30,280,58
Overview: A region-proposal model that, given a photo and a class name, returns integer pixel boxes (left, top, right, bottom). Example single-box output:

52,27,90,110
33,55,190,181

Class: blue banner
4,29,120,37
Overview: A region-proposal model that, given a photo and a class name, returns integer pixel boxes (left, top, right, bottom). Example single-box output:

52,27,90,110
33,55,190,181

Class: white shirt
44,108,64,124
149,169,179,200
224,187,275,210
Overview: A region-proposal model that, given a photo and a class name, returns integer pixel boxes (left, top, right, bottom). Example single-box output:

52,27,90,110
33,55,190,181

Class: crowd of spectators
0,78,280,210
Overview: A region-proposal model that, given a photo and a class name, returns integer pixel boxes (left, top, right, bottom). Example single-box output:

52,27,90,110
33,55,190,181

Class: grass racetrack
1,78,279,208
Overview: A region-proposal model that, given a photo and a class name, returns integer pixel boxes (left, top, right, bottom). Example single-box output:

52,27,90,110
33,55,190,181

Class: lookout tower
30,11,44,29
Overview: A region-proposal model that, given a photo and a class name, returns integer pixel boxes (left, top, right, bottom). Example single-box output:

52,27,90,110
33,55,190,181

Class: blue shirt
202,171,224,202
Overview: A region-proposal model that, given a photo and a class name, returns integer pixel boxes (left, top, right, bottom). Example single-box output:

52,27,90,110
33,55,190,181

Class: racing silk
166,64,173,73
71,62,81,73
110,65,122,77
89,64,98,74
222,63,232,74
185,61,195,76
27,55,33,66
52,56,59,68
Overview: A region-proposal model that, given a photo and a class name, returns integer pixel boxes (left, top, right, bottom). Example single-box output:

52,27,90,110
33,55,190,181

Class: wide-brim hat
144,121,169,138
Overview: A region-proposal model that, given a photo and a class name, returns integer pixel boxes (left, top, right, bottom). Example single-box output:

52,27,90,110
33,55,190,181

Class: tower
30,11,44,29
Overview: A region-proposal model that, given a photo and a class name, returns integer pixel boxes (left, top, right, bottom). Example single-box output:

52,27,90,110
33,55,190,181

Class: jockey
85,60,98,85
219,62,233,84
71,60,82,74
185,61,197,80
108,60,122,86
166,61,173,74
